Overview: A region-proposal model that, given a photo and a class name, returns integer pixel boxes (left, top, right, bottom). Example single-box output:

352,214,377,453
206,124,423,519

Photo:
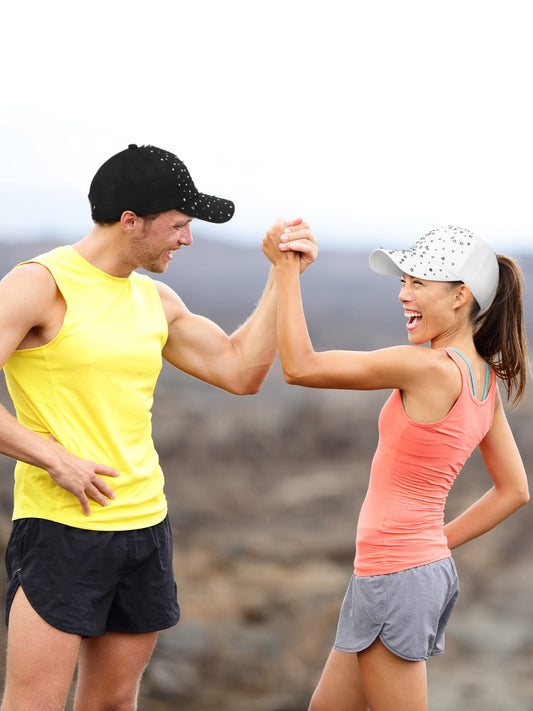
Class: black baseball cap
88,144,235,223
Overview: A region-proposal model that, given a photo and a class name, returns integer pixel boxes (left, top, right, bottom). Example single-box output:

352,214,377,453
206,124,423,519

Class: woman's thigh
309,647,368,711
358,638,427,711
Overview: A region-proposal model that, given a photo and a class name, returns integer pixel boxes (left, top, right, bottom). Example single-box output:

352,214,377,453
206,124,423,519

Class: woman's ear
452,283,472,310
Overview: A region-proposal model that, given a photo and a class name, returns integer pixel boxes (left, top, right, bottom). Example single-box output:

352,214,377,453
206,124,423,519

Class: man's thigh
74,631,158,711
1,587,82,711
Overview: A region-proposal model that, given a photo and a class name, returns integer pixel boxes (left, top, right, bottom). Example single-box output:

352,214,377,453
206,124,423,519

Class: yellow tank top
3,246,169,530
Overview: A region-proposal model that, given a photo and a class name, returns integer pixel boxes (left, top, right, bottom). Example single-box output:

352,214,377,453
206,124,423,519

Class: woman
262,223,530,711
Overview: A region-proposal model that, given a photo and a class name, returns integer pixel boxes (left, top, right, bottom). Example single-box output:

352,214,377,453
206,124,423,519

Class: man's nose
179,225,193,246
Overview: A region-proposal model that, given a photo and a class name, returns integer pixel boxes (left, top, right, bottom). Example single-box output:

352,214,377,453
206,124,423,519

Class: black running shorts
4,516,181,637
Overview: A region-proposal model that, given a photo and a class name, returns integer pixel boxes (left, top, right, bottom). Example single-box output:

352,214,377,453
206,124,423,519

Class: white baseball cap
369,225,499,313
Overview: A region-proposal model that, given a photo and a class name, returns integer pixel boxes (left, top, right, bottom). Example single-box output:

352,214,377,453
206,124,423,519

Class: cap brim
368,248,405,276
181,192,235,224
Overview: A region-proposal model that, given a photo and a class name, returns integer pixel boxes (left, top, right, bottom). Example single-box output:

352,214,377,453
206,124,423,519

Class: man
0,143,317,710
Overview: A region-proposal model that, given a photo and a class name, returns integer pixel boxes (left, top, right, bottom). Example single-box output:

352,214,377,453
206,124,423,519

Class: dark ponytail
473,255,529,407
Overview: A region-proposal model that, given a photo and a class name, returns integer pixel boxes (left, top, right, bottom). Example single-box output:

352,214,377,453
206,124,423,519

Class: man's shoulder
22,245,71,266
151,278,183,303
8,246,69,283
8,245,70,277
4,263,57,304
0,255,61,321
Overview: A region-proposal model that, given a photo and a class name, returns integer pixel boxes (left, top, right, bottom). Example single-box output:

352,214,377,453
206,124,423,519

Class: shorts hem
106,614,181,636
334,633,433,662
15,578,181,637
379,636,430,662
13,578,96,637
334,630,381,655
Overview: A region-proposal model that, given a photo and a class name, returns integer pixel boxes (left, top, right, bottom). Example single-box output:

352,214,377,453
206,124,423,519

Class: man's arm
0,264,119,515
158,218,317,394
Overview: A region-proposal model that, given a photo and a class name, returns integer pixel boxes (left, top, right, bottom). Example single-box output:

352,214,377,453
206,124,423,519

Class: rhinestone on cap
89,143,235,224
383,226,475,279
368,224,499,313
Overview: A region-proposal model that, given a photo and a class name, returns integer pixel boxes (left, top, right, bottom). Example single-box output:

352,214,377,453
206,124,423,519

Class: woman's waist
354,525,450,576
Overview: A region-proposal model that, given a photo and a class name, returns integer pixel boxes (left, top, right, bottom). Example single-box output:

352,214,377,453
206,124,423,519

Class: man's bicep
155,279,238,385
163,309,232,374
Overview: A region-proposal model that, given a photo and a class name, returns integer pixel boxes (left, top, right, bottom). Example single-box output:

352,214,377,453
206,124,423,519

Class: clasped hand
262,218,318,272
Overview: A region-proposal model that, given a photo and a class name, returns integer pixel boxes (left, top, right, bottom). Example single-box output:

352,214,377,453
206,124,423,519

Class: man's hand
47,436,119,516
262,217,318,273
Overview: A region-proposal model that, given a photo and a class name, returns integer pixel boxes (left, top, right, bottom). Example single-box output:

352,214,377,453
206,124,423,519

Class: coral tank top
354,347,496,576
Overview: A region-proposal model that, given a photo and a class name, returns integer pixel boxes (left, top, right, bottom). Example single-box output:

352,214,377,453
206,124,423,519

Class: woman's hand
262,217,318,274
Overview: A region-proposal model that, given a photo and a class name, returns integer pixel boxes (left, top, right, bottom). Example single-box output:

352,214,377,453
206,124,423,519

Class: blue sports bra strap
449,347,489,401
482,362,490,400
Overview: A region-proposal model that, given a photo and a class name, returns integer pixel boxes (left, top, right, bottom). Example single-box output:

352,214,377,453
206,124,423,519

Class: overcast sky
1,0,532,253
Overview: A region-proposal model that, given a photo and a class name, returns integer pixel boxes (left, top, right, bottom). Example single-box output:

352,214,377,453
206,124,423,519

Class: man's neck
73,226,136,278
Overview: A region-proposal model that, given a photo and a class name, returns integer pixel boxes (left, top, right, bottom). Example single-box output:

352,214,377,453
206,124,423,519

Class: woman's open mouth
405,310,422,331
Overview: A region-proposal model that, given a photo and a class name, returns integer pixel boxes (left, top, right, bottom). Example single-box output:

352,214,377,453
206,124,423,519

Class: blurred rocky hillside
0,233,532,710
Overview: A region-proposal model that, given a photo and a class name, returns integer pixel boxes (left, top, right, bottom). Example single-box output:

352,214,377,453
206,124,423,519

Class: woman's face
398,274,461,345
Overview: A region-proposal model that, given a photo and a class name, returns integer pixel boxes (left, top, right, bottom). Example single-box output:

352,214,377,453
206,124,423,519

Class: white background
1,0,531,251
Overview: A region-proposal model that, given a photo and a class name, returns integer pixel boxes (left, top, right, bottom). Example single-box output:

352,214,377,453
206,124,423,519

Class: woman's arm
444,392,529,550
262,226,443,392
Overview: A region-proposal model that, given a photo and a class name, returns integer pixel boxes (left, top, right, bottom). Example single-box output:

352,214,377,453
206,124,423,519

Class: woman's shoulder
397,347,464,422
390,344,455,375
398,346,463,397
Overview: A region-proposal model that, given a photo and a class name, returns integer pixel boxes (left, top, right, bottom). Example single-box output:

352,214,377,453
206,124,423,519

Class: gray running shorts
334,557,459,661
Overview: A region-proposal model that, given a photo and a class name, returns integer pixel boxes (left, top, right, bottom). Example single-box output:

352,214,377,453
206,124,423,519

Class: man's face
132,210,193,273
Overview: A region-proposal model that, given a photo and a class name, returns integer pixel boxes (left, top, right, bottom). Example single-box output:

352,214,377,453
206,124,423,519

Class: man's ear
120,211,138,233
